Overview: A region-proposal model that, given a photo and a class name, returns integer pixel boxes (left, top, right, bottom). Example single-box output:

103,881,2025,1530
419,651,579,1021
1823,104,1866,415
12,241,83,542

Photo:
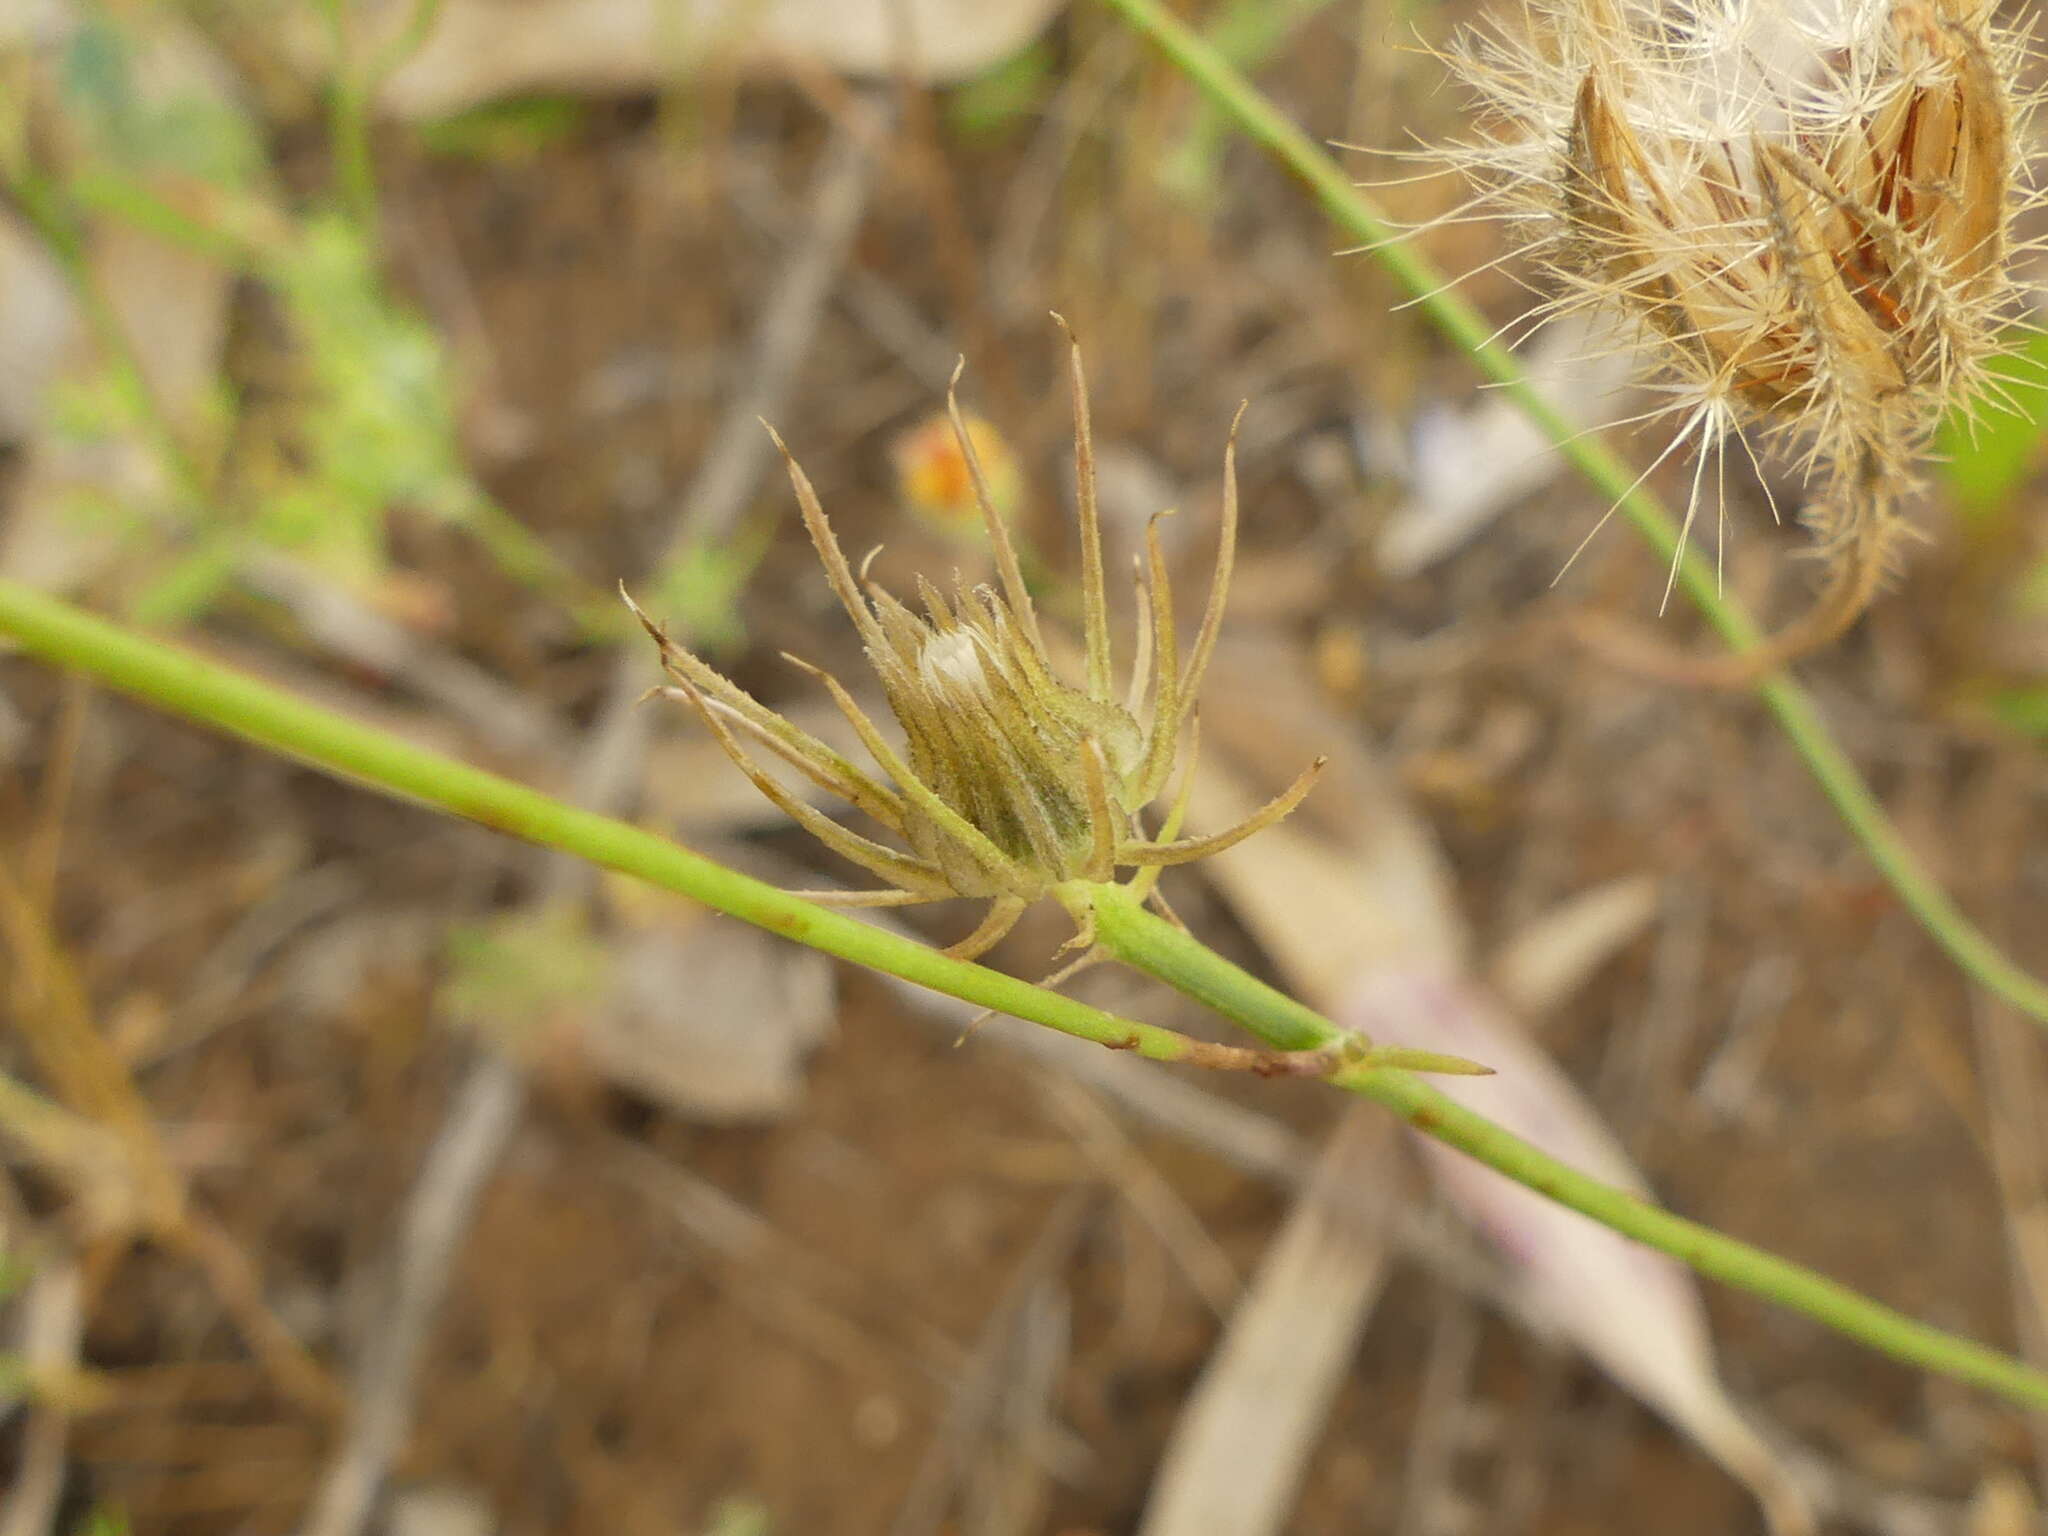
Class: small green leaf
73,1506,133,1536
255,212,483,586
0,1252,33,1303
129,542,243,627
59,16,139,152
418,96,588,162
649,523,773,655
60,10,263,187
1367,1046,1495,1077
1986,685,2048,738
1939,329,2048,519
440,905,609,1040
946,44,1056,142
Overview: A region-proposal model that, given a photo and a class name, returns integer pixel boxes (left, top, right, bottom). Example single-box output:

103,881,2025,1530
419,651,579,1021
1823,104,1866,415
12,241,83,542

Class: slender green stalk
0,580,1274,1076
1095,0,2048,1027
1159,0,1340,204
367,0,449,86
1080,882,2048,1410
4,579,2048,1412
8,171,214,504
318,0,382,236
321,0,446,234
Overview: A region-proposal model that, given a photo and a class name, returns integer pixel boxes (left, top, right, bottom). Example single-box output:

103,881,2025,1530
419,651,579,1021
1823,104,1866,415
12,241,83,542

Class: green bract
629,323,1321,959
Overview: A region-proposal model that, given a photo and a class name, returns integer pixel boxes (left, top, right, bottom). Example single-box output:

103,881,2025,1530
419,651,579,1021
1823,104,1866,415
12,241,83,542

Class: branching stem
1093,0,2048,1029
1078,881,2048,1410
3,577,2046,1410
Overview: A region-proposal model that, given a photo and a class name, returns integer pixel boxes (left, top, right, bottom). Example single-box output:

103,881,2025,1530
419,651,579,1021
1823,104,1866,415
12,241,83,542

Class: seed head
1439,0,2042,653
630,325,1322,960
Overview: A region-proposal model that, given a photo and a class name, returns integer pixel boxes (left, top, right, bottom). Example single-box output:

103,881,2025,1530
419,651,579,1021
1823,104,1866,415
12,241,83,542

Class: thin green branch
321,0,446,235
9,170,214,502
1094,0,2048,1027
3,577,2047,1410
0,579,1277,1076
318,0,381,235
1079,881,2048,1410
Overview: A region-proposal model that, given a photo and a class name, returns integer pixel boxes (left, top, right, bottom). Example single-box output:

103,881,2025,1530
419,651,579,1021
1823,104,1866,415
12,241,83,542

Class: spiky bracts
630,324,1321,960
1441,0,2041,669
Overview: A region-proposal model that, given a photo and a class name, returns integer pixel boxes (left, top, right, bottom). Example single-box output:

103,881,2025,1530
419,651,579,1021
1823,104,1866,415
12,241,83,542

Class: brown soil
4,8,2047,1535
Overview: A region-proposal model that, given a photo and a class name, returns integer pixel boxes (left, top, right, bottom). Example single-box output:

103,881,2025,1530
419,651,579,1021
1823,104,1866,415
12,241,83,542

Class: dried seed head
880,603,1146,892
1439,0,2043,655
630,326,1322,960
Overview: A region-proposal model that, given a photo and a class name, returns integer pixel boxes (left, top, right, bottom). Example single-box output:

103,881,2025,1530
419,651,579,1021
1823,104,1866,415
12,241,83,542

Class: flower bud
631,327,1321,959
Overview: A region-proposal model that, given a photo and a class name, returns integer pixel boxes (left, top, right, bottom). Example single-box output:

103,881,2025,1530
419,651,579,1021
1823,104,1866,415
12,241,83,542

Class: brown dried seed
1760,143,1908,404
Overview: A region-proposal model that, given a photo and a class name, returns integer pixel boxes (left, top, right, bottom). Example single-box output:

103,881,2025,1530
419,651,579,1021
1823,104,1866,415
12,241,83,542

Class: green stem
0,580,1260,1077
1081,882,2048,1411
323,0,446,234
3,580,2047,1412
319,0,382,236
9,171,214,503
1094,0,2048,1027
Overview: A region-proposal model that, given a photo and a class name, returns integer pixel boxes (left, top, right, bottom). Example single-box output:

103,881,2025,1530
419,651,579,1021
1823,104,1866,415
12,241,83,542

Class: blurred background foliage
0,0,2044,1533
